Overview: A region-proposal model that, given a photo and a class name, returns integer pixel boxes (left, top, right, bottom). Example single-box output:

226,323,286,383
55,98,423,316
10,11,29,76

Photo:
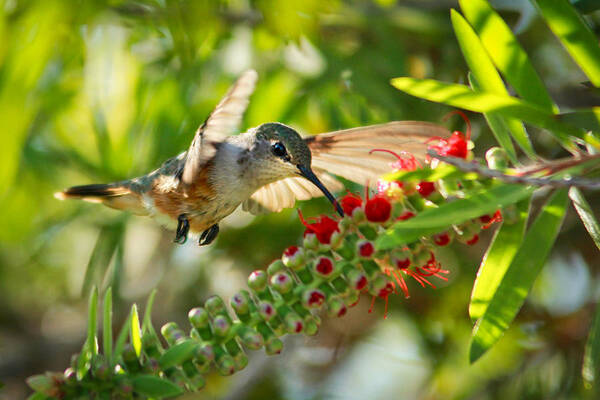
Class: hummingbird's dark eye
271,142,287,158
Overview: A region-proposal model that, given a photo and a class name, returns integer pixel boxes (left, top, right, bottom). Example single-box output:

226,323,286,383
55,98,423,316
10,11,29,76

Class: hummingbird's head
253,122,343,216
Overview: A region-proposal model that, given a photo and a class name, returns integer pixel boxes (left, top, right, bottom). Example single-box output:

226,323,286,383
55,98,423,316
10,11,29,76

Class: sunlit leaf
460,0,557,112
87,287,98,358
469,196,531,321
533,0,600,87
451,9,534,159
131,375,184,397
130,304,142,358
569,187,600,251
470,189,569,362
390,77,582,149
376,184,534,250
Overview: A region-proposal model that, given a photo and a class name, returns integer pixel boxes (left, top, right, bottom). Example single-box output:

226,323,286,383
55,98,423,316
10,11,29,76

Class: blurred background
1,0,600,398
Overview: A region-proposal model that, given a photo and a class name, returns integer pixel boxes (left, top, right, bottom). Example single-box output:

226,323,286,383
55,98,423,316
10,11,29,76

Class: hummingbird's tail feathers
306,121,450,185
54,183,148,215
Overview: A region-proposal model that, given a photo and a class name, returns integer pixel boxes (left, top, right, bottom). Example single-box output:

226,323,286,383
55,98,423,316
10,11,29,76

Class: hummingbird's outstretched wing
242,121,449,215
242,173,344,215
306,121,450,184
181,69,258,193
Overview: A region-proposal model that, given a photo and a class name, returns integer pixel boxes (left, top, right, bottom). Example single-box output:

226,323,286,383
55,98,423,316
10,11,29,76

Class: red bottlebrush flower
397,211,415,221
416,181,435,198
358,241,375,258
369,149,420,171
480,210,502,229
433,232,451,246
298,210,339,244
428,110,471,159
340,192,362,215
466,234,479,245
364,195,391,223
315,257,334,276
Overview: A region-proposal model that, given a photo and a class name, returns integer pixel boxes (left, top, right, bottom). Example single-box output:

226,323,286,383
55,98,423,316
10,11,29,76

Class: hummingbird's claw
174,213,190,244
199,224,219,246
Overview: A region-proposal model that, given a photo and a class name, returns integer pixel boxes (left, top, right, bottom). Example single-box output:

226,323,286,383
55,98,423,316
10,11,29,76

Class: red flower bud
340,193,362,215
298,211,340,244
358,241,375,258
365,195,391,223
466,234,479,245
433,232,451,246
315,257,334,276
416,181,435,198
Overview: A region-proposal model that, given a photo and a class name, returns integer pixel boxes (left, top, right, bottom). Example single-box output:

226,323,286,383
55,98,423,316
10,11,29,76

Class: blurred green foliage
1,0,600,399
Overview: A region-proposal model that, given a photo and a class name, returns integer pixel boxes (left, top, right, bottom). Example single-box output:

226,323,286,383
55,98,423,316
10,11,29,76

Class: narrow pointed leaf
87,287,98,358
470,189,569,362
130,304,142,358
158,339,199,370
558,108,600,134
81,222,124,297
131,375,184,397
469,196,531,321
460,0,557,112
469,73,518,164
391,77,583,149
533,0,600,87
583,302,600,386
103,287,113,365
114,310,133,360
452,9,534,158
569,187,600,251
376,184,534,250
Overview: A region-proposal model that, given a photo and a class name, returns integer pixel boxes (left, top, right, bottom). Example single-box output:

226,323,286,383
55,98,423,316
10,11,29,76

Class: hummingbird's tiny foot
199,224,219,246
174,213,190,244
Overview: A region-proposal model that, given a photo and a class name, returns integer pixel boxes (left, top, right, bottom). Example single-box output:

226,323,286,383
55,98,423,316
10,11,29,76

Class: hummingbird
55,70,449,246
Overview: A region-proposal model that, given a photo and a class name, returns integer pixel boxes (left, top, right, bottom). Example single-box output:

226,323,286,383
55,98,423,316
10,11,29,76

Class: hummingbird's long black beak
297,165,344,217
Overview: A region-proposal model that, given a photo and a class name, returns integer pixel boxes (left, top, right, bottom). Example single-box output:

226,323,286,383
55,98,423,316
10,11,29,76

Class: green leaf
103,287,113,366
87,287,98,358
469,196,531,321
390,77,582,149
76,343,92,381
81,222,124,297
382,163,480,183
158,339,199,370
470,188,569,362
569,187,600,252
130,304,142,358
114,309,133,361
376,184,534,250
468,73,519,164
451,9,534,159
583,302,600,386
558,108,600,134
130,375,184,398
27,393,50,400
460,0,557,112
533,0,600,87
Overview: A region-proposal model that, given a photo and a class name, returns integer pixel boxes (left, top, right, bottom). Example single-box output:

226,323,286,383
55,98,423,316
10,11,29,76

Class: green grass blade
130,304,142,358
103,287,113,365
470,188,569,362
452,9,535,159
113,309,133,361
87,287,98,358
158,340,199,370
376,184,534,250
533,0,600,87
81,223,123,297
469,196,531,321
460,0,557,112
390,77,582,149
583,302,600,387
569,187,600,252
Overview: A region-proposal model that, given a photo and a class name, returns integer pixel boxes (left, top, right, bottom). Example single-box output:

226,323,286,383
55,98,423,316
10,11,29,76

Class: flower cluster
27,116,505,399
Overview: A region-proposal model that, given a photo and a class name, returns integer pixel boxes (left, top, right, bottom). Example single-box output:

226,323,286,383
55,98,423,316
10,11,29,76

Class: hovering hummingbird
55,70,449,246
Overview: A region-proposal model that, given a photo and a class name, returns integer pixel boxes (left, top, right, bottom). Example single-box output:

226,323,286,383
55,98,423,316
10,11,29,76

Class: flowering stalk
28,123,508,399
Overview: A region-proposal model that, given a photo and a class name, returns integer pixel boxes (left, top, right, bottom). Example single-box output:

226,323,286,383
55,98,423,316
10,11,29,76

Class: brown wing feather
305,121,449,184
182,70,258,193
